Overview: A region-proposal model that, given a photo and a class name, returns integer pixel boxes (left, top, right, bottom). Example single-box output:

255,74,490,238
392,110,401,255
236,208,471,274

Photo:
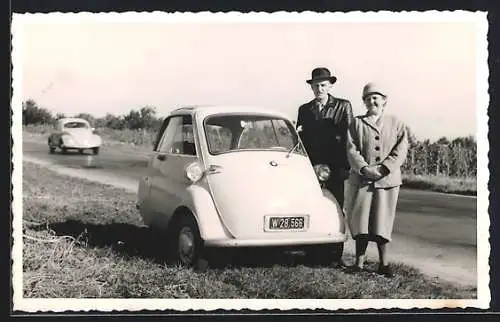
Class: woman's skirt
345,183,400,242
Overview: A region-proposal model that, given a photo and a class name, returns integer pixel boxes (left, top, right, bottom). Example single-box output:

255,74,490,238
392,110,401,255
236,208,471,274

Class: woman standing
345,82,409,277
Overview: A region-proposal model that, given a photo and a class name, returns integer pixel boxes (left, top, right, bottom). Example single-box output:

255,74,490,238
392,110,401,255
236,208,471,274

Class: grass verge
20,162,476,298
402,174,476,196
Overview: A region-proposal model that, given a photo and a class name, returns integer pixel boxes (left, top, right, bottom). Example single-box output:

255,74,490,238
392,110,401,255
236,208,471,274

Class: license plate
265,216,307,231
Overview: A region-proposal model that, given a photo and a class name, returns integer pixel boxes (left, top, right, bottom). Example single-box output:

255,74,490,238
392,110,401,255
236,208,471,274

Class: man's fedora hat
306,67,337,84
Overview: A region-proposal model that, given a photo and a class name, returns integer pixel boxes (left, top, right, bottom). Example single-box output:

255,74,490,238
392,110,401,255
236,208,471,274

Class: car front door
149,114,198,228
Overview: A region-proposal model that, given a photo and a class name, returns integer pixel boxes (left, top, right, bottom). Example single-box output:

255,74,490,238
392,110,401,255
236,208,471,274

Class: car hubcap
178,227,195,264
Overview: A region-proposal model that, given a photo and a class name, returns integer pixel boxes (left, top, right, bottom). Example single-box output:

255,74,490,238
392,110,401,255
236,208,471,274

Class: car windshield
203,114,306,156
64,121,88,129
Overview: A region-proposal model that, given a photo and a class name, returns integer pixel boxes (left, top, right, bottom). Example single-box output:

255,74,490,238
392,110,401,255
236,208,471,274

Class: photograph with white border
12,10,490,312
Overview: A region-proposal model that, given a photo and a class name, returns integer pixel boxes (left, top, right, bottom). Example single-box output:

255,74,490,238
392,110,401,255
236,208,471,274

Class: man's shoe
377,265,394,278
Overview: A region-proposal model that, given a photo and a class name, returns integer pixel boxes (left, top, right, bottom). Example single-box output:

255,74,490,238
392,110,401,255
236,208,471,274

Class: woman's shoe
377,265,394,278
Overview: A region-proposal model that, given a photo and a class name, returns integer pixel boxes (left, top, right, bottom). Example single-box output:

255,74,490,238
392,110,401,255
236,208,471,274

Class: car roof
169,105,291,120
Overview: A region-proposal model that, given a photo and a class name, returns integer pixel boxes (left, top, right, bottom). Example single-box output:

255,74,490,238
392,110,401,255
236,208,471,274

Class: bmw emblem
270,161,278,167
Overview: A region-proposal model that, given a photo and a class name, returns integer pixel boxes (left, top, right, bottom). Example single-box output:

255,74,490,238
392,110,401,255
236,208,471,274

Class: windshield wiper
286,141,300,158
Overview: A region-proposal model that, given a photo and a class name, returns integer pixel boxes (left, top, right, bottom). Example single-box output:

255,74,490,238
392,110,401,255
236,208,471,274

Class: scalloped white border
11,10,490,312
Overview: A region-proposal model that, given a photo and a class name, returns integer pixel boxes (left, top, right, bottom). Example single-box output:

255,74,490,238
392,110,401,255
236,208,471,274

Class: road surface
21,139,478,286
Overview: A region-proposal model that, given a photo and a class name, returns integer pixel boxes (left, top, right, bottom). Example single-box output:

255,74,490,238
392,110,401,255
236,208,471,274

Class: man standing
297,67,354,262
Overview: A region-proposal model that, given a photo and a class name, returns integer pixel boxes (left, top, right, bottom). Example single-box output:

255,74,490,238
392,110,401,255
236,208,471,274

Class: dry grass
21,162,477,299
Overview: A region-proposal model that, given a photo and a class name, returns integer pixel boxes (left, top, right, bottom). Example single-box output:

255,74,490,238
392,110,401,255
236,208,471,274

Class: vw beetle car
136,105,346,266
48,118,102,155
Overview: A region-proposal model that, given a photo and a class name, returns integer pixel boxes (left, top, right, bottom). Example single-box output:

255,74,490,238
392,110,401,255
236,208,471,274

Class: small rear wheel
48,138,55,154
92,147,100,155
78,149,85,155
59,139,67,154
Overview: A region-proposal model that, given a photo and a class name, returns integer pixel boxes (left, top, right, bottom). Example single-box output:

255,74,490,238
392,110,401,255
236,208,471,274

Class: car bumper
62,143,99,149
204,234,347,247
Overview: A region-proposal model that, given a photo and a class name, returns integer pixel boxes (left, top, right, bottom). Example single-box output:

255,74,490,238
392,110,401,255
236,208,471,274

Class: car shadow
204,247,335,270
37,219,339,269
34,219,169,262
53,150,92,156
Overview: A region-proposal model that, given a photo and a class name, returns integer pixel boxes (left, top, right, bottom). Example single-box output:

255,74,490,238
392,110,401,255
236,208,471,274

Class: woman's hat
306,67,337,84
362,82,388,100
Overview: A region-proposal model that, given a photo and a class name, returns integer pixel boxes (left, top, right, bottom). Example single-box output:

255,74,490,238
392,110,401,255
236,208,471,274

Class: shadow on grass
37,219,340,269
32,219,167,262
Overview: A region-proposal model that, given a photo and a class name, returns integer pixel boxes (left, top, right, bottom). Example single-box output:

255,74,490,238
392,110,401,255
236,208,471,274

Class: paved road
22,139,478,286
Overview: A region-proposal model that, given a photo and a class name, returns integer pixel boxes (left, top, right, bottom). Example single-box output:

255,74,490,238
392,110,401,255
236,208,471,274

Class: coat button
375,136,380,140
375,157,381,162
375,146,380,151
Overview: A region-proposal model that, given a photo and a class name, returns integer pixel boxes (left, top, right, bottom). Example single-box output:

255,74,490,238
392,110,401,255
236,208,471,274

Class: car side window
153,118,171,151
157,116,182,153
157,115,196,156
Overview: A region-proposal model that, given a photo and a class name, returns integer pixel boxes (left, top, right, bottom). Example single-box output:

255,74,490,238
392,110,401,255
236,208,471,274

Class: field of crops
23,125,477,195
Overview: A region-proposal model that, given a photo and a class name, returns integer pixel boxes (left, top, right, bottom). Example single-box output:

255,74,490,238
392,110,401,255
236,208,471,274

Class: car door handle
156,153,167,161
205,164,223,175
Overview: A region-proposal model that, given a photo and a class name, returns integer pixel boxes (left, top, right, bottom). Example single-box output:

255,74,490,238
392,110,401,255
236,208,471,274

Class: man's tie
315,100,326,119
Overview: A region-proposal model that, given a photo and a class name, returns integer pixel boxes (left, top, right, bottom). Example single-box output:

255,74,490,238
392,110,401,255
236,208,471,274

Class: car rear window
64,122,88,129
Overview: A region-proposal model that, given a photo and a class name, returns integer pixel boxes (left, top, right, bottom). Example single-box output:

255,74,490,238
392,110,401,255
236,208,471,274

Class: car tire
305,243,344,266
48,138,55,154
78,149,85,154
92,147,100,155
173,215,203,267
59,139,67,154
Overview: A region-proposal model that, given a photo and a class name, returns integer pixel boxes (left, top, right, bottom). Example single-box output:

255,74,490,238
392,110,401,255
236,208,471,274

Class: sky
16,13,486,141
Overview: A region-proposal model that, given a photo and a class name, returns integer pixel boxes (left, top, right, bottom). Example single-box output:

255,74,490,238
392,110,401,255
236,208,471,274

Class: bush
22,99,54,125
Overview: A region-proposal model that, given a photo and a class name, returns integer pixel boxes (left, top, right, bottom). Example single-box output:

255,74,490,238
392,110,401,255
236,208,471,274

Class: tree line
22,99,477,178
22,99,163,131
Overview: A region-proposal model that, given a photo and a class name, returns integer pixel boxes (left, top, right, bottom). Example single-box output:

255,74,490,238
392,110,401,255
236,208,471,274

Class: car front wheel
173,215,203,267
92,147,100,155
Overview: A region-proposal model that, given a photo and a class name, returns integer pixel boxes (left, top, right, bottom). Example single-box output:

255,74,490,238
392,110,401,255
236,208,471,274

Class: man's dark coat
296,94,354,206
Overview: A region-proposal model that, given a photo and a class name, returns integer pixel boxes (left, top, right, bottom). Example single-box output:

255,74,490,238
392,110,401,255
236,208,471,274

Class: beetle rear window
64,122,88,129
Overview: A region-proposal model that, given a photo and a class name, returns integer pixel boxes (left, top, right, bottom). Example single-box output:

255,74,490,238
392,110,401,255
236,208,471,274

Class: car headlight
314,164,331,182
185,161,204,183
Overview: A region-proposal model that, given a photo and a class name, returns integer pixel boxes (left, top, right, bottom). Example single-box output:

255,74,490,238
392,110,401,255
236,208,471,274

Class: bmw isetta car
136,105,346,266
48,118,102,155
